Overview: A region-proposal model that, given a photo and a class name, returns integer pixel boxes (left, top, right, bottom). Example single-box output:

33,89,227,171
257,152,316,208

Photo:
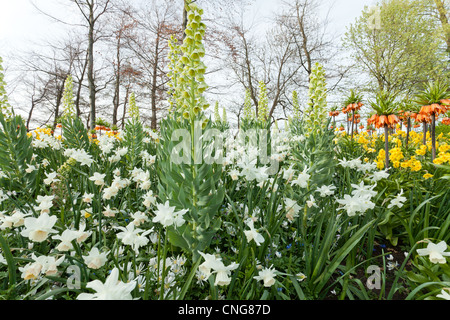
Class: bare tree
71,0,112,130
121,0,181,129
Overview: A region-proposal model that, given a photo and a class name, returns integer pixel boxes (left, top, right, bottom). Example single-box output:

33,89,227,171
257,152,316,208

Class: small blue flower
277,287,283,292
286,244,292,249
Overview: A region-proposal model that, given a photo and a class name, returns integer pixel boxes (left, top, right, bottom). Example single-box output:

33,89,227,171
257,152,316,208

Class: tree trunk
75,57,87,118
434,0,450,57
151,34,161,130
53,80,65,129
27,102,36,131
88,1,96,130
112,39,121,126
121,85,130,130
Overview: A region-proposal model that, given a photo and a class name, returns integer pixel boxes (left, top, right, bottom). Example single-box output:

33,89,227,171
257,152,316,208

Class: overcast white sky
0,0,377,53
0,0,378,123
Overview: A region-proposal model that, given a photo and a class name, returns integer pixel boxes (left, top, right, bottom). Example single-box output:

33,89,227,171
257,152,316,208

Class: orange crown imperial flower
415,113,431,123
420,104,447,116
367,114,400,129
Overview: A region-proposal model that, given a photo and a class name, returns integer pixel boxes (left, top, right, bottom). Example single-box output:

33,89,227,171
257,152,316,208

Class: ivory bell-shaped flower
20,212,58,242
417,241,450,264
77,268,136,300
254,266,277,287
243,219,265,246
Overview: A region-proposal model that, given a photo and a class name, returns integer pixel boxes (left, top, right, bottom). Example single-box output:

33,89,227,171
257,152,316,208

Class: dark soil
325,240,413,300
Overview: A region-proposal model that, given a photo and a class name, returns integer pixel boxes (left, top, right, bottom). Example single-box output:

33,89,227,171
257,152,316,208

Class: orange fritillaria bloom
329,111,340,117
443,117,450,125
367,114,400,129
415,113,431,124
420,104,448,117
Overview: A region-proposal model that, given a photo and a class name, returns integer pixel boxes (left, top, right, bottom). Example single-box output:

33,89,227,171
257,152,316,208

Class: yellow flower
439,144,450,153
423,173,433,180
376,160,385,170
416,145,427,156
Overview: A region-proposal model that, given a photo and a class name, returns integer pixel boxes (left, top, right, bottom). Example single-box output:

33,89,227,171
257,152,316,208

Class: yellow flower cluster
415,145,427,156
389,147,404,168
423,173,434,180
433,143,450,164
357,134,370,147
105,130,122,141
401,156,422,172
27,127,53,140
376,149,385,170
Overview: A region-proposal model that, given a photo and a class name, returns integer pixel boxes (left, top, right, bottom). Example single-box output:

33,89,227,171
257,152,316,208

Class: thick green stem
423,122,427,145
405,117,411,147
431,113,436,161
384,125,389,170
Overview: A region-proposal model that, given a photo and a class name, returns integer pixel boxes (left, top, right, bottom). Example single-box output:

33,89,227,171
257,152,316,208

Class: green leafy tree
343,0,448,96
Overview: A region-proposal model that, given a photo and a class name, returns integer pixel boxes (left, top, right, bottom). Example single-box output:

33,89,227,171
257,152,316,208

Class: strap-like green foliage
369,91,398,116
289,117,336,188
157,117,224,262
123,118,144,170
414,79,450,106
0,111,35,194
61,117,91,151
